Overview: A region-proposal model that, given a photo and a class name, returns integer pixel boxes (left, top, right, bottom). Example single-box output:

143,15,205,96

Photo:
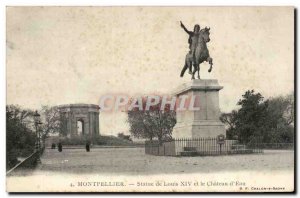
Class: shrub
58,135,140,146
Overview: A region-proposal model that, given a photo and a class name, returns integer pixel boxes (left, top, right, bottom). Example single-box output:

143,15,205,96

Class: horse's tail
181,52,193,77
180,61,189,77
180,63,186,77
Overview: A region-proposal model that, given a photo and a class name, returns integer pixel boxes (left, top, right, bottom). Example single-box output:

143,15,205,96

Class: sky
6,7,294,135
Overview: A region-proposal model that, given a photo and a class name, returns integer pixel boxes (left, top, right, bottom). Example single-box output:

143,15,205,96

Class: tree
235,90,268,143
220,90,294,144
267,93,294,126
6,105,36,170
40,106,61,140
127,97,176,144
265,93,294,143
117,132,132,141
6,105,34,127
220,110,238,139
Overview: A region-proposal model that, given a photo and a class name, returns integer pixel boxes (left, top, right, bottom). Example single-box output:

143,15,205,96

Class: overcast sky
7,7,294,135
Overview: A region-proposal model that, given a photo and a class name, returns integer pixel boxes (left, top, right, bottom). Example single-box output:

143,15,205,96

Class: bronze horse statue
180,27,213,79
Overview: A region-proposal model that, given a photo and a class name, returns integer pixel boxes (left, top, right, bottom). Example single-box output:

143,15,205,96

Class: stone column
172,79,226,138
71,114,77,137
96,112,100,136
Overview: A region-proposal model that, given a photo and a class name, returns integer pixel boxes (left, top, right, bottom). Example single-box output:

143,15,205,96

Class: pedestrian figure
58,142,62,152
51,143,56,149
86,142,90,152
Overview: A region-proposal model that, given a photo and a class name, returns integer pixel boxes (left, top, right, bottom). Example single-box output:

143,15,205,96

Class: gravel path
33,148,294,175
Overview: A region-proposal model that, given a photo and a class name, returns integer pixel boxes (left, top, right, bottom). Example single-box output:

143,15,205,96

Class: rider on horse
180,21,201,73
179,22,213,79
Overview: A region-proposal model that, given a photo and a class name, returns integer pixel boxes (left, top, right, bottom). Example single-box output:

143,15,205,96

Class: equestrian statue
179,21,213,79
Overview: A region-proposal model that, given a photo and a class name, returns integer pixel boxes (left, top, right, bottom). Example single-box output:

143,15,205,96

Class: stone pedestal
172,79,226,138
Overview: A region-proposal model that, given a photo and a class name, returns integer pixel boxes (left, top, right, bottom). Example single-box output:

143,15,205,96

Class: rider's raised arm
180,21,193,35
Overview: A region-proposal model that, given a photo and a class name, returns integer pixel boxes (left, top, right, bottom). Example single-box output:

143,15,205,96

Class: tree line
6,90,294,169
126,91,294,145
6,105,60,170
220,90,294,145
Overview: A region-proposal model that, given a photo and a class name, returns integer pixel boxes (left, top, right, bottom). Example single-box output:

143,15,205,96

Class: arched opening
77,119,84,135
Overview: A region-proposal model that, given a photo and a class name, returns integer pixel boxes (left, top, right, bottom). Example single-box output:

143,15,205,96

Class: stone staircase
180,147,198,156
178,140,261,156
231,144,246,150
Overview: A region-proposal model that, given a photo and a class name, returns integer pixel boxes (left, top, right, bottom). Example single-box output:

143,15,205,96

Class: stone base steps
178,145,261,156
179,147,198,156
180,151,198,156
231,144,246,150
